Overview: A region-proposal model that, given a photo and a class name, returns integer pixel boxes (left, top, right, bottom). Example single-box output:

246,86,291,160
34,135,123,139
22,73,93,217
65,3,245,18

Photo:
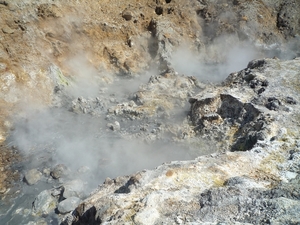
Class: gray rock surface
63,180,86,199
50,164,69,179
198,180,300,224
189,57,300,151
58,197,82,214
32,190,58,216
24,169,42,185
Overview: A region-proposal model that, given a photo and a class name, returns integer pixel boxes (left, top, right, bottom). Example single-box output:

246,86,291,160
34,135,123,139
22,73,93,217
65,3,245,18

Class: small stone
42,168,51,177
107,121,120,131
51,187,63,197
104,177,113,185
57,197,81,214
2,26,14,34
122,10,133,21
50,164,68,179
266,97,281,111
286,96,297,105
127,39,134,47
175,215,184,224
113,121,120,130
128,100,136,107
257,87,265,94
0,186,7,194
24,169,42,185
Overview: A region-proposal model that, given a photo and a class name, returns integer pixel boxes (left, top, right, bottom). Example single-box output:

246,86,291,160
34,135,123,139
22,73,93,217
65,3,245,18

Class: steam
262,36,300,60
170,35,260,82
63,55,104,98
9,55,192,193
8,33,298,197
6,36,265,193
9,106,192,190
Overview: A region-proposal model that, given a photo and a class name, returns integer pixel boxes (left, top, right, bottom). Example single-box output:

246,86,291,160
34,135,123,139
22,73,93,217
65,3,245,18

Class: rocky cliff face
0,0,300,224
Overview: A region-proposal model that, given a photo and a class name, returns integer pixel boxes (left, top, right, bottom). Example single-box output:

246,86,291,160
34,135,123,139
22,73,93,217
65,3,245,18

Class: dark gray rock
265,97,281,111
122,10,133,21
286,96,297,105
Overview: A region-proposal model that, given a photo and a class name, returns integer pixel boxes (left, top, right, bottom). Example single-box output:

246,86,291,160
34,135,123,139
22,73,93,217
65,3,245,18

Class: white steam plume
170,35,260,82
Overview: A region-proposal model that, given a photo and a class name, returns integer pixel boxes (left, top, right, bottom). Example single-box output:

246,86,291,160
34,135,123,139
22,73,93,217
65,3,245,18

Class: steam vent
0,0,300,224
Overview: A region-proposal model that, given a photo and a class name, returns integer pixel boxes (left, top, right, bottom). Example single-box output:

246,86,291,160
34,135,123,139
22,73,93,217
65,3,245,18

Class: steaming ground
3,36,299,224
3,93,195,224
7,39,297,190
10,107,192,185
170,35,300,83
170,37,260,82
7,56,185,183
7,68,198,198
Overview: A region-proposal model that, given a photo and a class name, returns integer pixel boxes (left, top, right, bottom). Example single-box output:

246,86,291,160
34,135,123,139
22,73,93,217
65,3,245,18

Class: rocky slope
0,0,299,224
60,57,300,225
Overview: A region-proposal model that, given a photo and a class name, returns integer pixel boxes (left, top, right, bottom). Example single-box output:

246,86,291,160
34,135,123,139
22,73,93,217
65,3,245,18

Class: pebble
122,10,133,21
107,121,120,131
